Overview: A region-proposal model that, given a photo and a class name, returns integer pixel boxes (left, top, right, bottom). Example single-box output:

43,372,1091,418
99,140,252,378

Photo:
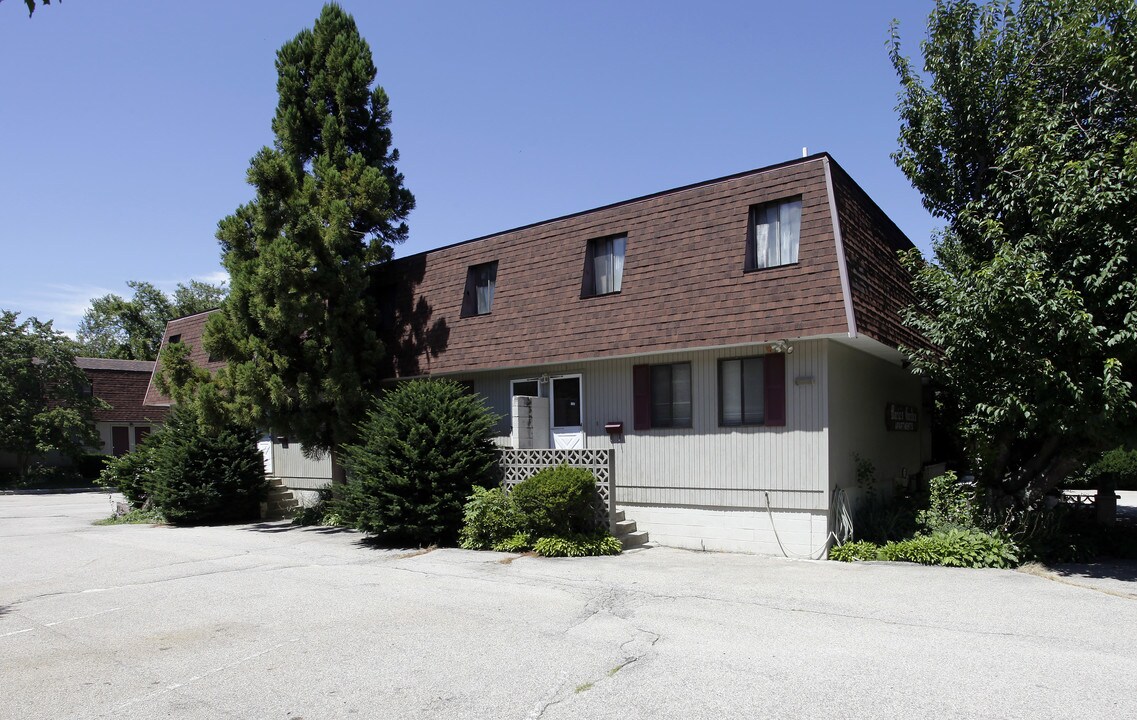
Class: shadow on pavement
1052,560,1137,584
242,521,356,536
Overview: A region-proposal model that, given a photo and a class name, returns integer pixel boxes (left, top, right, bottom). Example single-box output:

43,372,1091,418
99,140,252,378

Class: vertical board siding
461,339,831,512
826,340,923,511
271,443,333,489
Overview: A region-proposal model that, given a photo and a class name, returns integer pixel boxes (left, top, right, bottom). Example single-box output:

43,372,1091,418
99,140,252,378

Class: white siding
461,339,831,513
826,339,923,510
271,442,333,490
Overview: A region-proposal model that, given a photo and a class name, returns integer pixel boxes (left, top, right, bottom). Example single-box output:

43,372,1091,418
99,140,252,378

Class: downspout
822,156,857,339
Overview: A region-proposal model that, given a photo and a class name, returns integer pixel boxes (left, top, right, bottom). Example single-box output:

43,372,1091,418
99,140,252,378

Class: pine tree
206,4,414,457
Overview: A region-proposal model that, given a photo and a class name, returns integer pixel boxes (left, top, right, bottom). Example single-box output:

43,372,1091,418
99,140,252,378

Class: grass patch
94,508,165,526
608,660,632,676
574,682,593,694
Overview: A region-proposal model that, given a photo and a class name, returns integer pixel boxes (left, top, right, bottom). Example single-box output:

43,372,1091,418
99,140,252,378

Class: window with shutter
632,362,691,429
718,354,786,427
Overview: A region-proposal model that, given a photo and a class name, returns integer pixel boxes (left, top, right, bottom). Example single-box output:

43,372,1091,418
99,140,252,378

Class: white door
550,375,584,449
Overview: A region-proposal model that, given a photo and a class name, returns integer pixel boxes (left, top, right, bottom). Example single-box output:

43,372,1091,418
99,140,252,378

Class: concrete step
613,519,637,535
619,531,649,549
612,509,626,523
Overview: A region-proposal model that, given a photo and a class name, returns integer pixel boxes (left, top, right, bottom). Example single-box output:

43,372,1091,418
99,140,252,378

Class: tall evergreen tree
205,4,414,458
891,0,1137,503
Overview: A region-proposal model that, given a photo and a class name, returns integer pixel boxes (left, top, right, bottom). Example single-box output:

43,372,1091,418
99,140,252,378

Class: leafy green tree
77,279,226,361
891,0,1137,504
0,310,104,481
205,4,414,460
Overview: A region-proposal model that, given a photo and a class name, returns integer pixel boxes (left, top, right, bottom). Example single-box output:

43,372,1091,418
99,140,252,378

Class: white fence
499,449,615,531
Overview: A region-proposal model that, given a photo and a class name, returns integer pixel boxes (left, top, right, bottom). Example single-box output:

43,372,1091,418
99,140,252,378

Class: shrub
459,486,524,550
829,540,882,562
533,532,622,557
148,405,268,525
1086,446,1137,491
879,528,1019,569
492,532,532,553
76,454,112,480
341,379,499,546
97,442,158,508
917,471,981,531
293,486,336,527
509,465,598,538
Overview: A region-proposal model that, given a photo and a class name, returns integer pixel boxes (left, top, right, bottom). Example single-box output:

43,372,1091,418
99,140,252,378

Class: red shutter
764,353,786,427
633,364,651,431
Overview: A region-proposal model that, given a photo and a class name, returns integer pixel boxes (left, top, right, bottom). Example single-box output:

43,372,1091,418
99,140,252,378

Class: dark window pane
512,380,539,397
552,377,581,427
651,365,672,427
671,362,692,427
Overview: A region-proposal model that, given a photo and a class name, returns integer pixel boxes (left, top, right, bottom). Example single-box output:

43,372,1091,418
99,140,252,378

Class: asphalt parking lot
2,493,1135,720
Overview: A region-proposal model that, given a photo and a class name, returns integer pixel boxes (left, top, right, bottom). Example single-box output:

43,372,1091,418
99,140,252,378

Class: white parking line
1,607,122,639
42,607,122,627
112,638,301,711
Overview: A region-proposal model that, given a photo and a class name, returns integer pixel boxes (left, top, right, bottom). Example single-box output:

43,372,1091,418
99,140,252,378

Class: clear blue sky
0,0,940,335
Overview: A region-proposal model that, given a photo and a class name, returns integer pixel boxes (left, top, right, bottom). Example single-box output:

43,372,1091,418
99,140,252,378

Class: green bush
293,486,336,526
148,405,268,525
533,532,623,557
341,379,499,546
509,465,598,538
1087,446,1137,491
829,540,882,562
459,486,524,550
97,442,158,508
76,454,112,480
879,528,1019,569
917,471,981,531
492,532,532,553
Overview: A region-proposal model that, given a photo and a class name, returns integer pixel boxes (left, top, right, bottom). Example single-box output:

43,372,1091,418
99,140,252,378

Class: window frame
461,261,499,317
633,361,692,430
718,356,766,426
716,354,787,428
581,233,627,298
745,196,803,271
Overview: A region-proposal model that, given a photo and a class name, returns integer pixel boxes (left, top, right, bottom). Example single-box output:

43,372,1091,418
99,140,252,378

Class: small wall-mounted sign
885,403,918,432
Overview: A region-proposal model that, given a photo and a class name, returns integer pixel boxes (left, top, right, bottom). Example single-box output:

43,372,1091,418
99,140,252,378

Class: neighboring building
145,311,333,497
372,153,931,556
78,357,167,457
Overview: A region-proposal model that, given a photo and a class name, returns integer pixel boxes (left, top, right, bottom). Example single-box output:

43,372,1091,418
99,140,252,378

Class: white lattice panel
499,449,614,531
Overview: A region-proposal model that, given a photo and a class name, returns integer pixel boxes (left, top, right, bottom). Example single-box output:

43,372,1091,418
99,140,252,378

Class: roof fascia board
822,156,858,339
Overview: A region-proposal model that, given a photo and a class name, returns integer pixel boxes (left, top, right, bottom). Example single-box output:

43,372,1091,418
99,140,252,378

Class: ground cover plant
459,464,621,558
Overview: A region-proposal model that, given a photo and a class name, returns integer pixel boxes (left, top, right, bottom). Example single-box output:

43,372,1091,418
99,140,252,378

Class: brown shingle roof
75,357,155,372
143,310,226,407
375,155,883,376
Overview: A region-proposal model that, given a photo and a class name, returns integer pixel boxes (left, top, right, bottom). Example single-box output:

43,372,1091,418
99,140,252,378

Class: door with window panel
550,375,584,449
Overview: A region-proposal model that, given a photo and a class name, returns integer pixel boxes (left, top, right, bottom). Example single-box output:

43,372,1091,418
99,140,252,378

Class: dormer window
582,234,626,297
168,334,182,344
747,198,802,270
462,261,498,316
